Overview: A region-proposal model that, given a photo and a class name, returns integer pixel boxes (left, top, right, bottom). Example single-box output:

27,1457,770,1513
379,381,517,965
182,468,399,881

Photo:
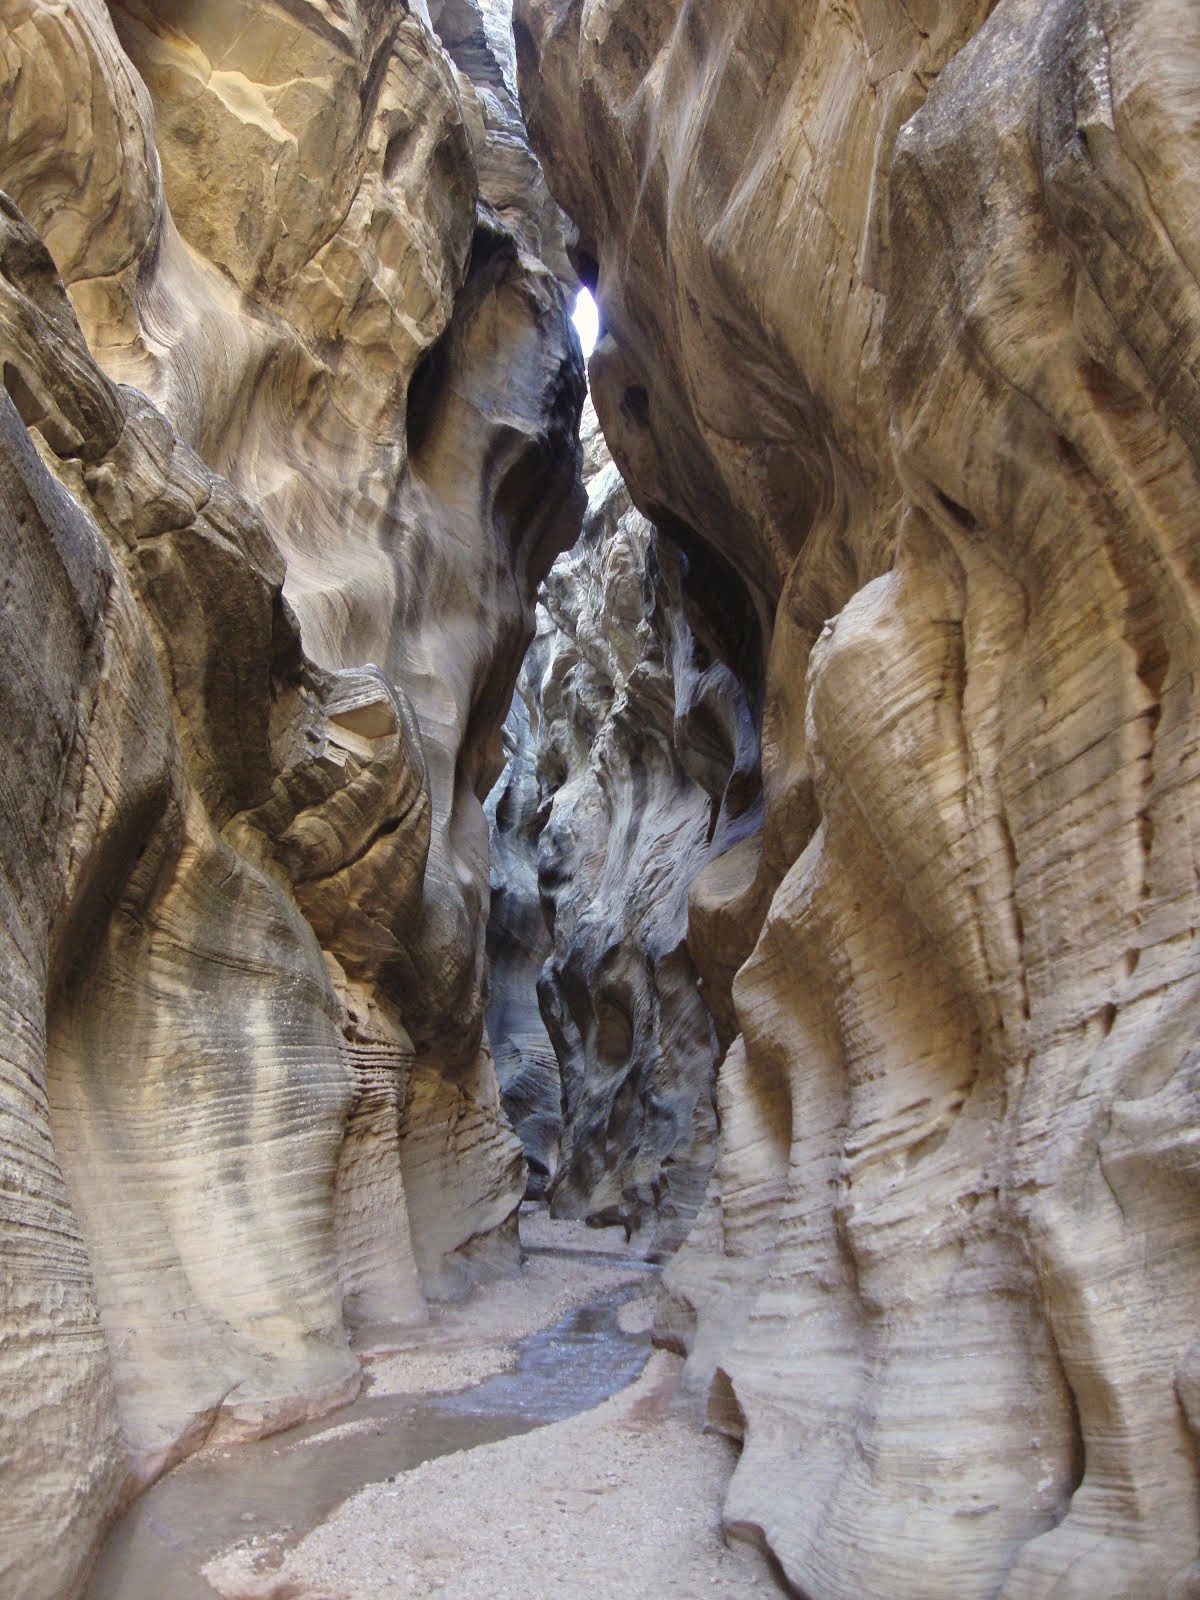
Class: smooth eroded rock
517,1,1200,1594
0,1,584,1592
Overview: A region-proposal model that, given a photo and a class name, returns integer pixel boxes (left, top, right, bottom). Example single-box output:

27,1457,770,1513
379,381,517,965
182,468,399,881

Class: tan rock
517,1,1200,1595
0,1,584,1593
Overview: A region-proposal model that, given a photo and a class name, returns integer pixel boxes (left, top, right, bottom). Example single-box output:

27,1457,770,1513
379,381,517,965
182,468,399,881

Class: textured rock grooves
512,2,1200,1598
2,2,1200,1599
0,4,583,1595
487,401,762,1250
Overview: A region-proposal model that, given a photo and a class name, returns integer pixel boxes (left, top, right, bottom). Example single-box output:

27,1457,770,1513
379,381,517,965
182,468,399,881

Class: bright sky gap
572,286,598,358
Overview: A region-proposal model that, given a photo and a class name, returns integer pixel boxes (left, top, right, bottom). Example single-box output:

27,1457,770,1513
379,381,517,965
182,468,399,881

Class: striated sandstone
517,403,761,1251
518,2,1200,1596
485,685,563,1196
0,1,583,1594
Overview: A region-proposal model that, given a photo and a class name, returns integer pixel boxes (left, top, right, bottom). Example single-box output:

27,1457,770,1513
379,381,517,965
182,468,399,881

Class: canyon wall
495,402,761,1248
0,2,583,1595
485,681,561,1193
516,1,1200,1596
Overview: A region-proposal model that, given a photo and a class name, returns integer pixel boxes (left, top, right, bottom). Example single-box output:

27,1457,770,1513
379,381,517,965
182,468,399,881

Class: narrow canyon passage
76,364,775,1595
86,1210,759,1600
3,2,1200,1599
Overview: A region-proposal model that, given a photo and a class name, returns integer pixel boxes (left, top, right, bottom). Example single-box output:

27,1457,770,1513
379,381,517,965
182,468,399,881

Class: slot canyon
1,0,1199,1596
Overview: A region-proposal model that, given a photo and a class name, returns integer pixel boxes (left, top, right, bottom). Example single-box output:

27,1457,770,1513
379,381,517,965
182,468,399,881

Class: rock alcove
2,1,1200,1598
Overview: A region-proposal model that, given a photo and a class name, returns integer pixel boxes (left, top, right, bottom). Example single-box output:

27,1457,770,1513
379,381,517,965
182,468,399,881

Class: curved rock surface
517,2,1200,1596
485,684,561,1195
0,2,583,1595
503,404,761,1250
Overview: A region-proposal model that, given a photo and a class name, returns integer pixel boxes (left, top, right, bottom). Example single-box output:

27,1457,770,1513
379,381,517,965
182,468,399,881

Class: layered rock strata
495,404,761,1247
517,2,1200,1596
485,685,562,1195
0,2,583,1595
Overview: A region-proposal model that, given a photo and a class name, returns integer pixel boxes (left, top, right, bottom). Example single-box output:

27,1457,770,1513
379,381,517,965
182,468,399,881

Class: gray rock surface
511,403,761,1252
485,687,562,1196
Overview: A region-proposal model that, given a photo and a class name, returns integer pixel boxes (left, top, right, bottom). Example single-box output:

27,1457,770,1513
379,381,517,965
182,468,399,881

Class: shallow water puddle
85,1279,654,1600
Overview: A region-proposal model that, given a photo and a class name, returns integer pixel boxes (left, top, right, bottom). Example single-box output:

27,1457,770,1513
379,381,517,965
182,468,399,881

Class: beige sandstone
516,1,1200,1596
5,0,1200,1596
0,2,583,1595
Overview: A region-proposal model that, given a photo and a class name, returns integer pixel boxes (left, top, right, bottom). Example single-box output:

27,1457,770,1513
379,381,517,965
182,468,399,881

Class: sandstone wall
498,403,761,1249
517,2,1200,1595
485,682,562,1194
0,2,583,1594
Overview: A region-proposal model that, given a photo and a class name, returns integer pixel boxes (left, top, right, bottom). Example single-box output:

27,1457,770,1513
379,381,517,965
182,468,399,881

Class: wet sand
97,1208,785,1600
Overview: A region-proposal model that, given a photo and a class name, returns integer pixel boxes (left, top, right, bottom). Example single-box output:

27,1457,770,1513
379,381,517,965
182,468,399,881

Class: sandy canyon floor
91,1207,785,1600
